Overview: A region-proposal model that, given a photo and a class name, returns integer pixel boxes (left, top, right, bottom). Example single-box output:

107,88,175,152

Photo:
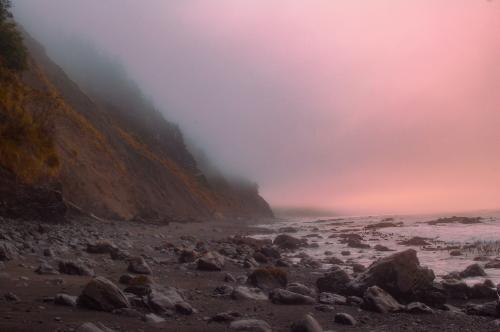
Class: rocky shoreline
1,217,499,332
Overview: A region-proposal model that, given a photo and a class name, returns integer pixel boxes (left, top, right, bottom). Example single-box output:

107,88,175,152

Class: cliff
0,23,273,222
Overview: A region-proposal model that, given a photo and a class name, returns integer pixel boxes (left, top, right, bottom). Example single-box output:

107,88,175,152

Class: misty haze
1,1,500,331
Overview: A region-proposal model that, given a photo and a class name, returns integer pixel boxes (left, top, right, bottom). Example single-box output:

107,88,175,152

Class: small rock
58,260,94,276
406,302,434,314
269,288,315,305
4,292,19,302
143,313,165,324
35,262,59,275
229,319,272,332
210,311,242,322
319,292,347,305
231,286,268,301
54,293,77,307
128,256,152,275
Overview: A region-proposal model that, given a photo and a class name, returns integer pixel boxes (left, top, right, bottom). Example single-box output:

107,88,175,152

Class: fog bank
13,0,500,214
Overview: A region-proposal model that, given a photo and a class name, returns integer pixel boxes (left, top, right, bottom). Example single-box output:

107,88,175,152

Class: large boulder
348,249,435,301
316,266,351,294
273,234,306,250
363,286,404,313
78,277,130,311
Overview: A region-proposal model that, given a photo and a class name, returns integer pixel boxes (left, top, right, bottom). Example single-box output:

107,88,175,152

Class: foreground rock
78,277,130,311
348,249,435,302
229,319,272,332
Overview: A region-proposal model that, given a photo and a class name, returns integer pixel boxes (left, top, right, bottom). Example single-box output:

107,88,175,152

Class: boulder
363,286,403,313
269,288,315,305
316,266,351,294
273,234,306,250
229,319,272,332
197,251,225,271
248,267,287,291
459,263,486,278
291,314,323,332
127,256,152,275
348,249,435,301
78,277,130,311
334,313,357,325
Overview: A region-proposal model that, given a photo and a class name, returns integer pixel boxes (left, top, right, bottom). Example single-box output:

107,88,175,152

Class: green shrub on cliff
0,0,27,71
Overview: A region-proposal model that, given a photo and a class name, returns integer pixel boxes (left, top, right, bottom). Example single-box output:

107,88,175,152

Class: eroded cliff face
0,30,273,222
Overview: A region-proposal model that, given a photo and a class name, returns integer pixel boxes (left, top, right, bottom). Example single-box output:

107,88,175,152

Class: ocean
252,211,500,285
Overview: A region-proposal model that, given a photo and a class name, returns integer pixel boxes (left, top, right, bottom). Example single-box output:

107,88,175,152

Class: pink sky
15,1,500,214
